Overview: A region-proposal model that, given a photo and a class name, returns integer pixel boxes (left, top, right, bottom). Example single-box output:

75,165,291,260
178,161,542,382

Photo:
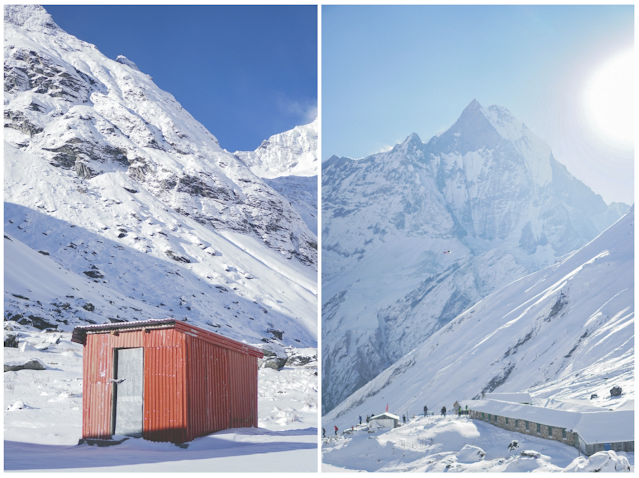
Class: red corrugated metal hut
71,318,263,444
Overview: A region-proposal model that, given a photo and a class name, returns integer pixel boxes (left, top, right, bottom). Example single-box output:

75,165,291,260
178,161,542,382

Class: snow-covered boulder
4,358,46,372
457,444,485,463
6,399,28,411
19,341,36,353
565,451,632,472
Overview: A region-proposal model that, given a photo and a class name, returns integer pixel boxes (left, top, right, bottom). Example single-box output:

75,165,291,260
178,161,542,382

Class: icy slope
4,5,317,347
4,5,316,267
324,207,633,431
234,119,318,179
321,99,629,413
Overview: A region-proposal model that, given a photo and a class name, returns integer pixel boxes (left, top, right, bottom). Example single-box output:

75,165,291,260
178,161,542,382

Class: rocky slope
322,99,629,414
4,5,317,348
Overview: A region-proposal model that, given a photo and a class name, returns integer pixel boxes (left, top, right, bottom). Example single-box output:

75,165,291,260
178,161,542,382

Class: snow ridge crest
4,4,61,33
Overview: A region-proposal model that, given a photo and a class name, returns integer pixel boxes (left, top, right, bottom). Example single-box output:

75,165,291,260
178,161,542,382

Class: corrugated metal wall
82,328,187,443
82,326,259,444
185,335,230,440
184,335,259,441
143,329,186,443
228,350,258,428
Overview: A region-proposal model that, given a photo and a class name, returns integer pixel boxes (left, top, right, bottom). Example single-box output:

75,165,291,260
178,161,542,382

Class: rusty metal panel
143,329,187,443
82,333,114,439
175,321,263,358
184,334,230,441
228,350,257,429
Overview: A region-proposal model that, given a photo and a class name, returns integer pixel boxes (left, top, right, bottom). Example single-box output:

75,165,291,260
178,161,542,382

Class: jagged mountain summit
234,119,318,235
321,99,629,414
4,5,317,347
324,207,634,429
234,118,318,179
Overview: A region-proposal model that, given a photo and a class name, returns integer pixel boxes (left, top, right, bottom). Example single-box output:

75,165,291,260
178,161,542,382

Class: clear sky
323,5,634,205
46,5,317,153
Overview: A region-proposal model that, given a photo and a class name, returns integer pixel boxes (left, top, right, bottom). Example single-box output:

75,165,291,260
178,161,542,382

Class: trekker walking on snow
322,428,325,438
366,415,370,423
441,406,446,417
359,415,362,425
403,414,406,423
334,425,338,436
424,405,428,417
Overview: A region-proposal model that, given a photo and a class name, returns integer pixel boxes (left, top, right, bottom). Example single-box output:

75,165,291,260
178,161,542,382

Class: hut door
113,348,144,437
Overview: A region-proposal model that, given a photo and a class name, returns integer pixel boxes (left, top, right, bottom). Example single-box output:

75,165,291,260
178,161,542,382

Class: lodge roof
71,318,263,358
462,399,634,444
371,412,400,421
484,392,532,403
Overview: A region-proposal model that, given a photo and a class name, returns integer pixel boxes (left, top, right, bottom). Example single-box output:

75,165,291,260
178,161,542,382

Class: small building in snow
72,319,263,444
462,399,634,456
484,392,532,404
370,412,400,429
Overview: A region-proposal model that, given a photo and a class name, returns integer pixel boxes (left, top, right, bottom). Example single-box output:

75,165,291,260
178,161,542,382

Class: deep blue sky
323,5,634,204
47,5,317,152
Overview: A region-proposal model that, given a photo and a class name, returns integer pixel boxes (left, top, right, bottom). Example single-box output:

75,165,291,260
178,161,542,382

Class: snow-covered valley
322,206,634,470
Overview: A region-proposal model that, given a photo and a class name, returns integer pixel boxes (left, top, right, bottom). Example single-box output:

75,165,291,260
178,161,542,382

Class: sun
584,49,634,146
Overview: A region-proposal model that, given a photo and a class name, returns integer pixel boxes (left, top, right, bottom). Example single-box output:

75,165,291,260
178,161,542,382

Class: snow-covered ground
4,327,318,472
322,414,633,472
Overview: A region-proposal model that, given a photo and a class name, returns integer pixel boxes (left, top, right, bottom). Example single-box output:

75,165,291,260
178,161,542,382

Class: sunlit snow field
322,414,634,473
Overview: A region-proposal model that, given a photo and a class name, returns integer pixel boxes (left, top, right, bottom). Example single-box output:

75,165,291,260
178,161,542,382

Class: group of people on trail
322,425,339,438
323,401,471,440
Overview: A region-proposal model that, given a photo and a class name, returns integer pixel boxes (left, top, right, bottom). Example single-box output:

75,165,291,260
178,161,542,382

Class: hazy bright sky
323,5,634,205
46,5,317,153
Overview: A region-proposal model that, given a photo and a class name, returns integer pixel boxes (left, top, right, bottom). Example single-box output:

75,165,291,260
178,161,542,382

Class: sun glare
585,49,634,146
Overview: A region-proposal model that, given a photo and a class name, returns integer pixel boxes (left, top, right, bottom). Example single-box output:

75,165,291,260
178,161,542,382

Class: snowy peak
4,4,61,34
115,55,140,72
234,118,318,179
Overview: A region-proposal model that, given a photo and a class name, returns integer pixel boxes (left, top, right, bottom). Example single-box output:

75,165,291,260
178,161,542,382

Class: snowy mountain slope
234,120,318,235
323,207,634,430
264,175,317,236
321,99,629,413
234,119,318,179
4,5,316,268
4,5,317,348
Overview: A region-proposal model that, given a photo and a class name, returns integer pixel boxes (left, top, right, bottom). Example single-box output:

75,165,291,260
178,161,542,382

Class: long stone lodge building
461,399,634,456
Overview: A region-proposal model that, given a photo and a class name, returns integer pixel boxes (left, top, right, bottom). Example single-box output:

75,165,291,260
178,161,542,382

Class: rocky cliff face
4,5,317,348
321,99,629,414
